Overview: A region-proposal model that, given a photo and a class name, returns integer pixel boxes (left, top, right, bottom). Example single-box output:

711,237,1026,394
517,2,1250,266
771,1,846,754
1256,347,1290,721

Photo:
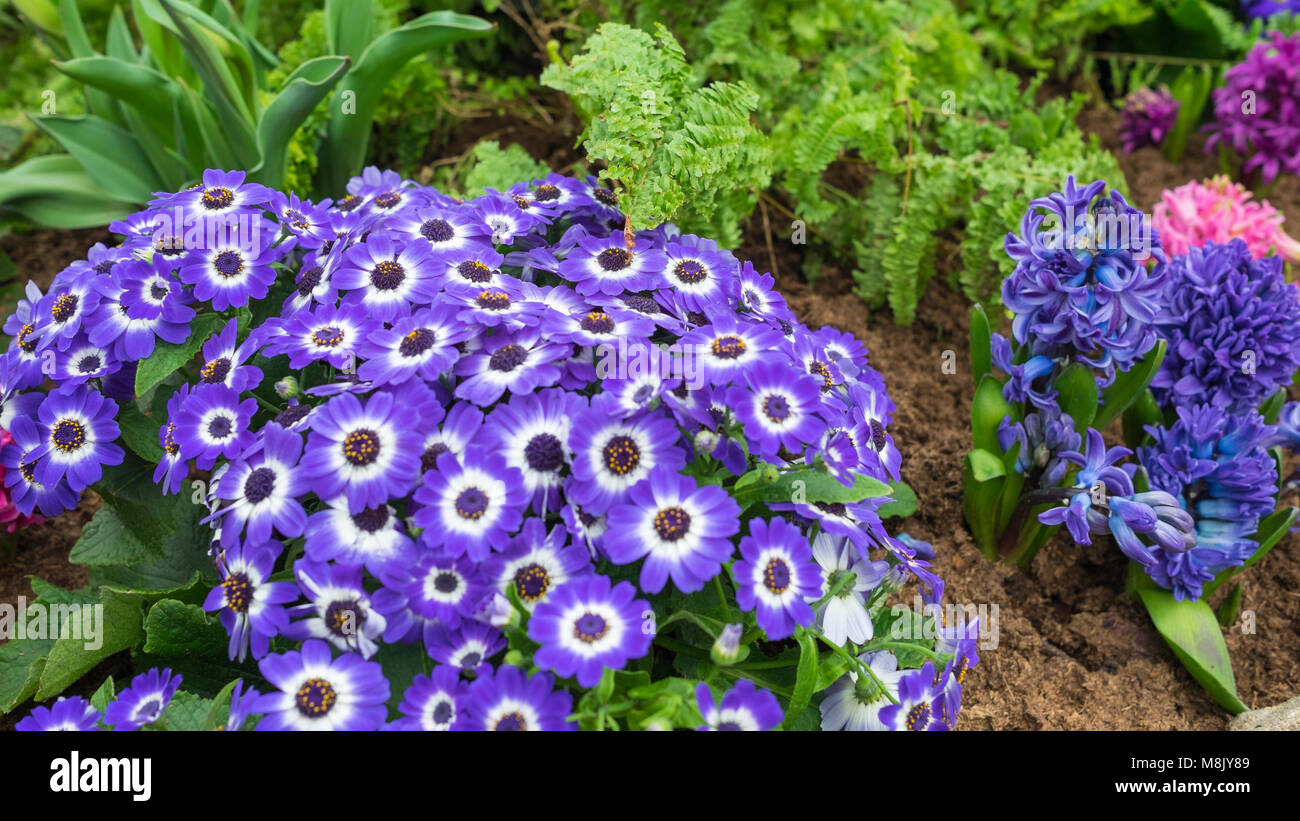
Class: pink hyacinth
0,426,46,534
1151,176,1300,264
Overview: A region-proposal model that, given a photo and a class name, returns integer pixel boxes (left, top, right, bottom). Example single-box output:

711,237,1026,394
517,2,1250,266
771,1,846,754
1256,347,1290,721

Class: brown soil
3,92,1299,731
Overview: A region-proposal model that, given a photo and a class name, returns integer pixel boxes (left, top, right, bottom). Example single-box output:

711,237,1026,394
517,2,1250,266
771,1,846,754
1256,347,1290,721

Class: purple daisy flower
211,423,307,548
252,639,390,731
462,665,575,731
272,300,378,370
299,390,422,513
737,261,797,325
33,268,101,351
557,231,666,296
357,305,474,386
452,326,568,407
515,173,595,214
566,397,687,514
680,312,785,386
286,559,388,659
483,389,583,513
103,668,182,731
117,255,195,323
269,190,333,247
152,384,190,495
2,282,46,389
425,620,506,675
391,667,469,731
729,363,826,462
447,279,542,329
437,246,509,292
733,517,821,640
380,549,487,633
205,542,298,662
411,450,527,562
528,574,653,687
471,190,549,244
48,334,118,391
879,663,947,731
161,168,272,215
29,386,123,492
653,236,738,310
85,274,190,362
16,696,101,731
194,317,263,392
485,518,593,610
604,466,742,594
695,679,783,731
347,166,411,210
304,498,417,577
334,232,441,321
2,412,80,517
414,400,479,476
172,383,256,470
388,204,492,258
177,217,282,311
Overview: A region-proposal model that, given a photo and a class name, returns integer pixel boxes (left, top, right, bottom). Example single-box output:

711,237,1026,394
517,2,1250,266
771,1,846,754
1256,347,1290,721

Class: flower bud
274,376,299,398
710,623,746,666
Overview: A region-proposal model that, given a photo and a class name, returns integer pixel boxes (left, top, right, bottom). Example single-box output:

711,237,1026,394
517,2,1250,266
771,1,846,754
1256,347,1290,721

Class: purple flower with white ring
557,231,666,296
334,232,441,321
195,317,263,393
695,679,783,731
653,236,738,310
177,217,283,311
304,497,417,576
878,663,947,731
733,517,821,640
103,668,182,731
484,388,582,513
566,397,686,514
462,665,574,731
485,518,593,610
380,549,488,631
29,386,123,492
452,326,568,407
252,639,390,731
529,574,653,687
357,305,473,387
729,362,826,462
16,696,101,731
271,300,378,370
411,450,527,562
299,390,422,513
204,541,298,661
391,667,469,731
286,559,388,659
211,423,307,548
173,383,256,470
680,312,785,386
425,620,506,675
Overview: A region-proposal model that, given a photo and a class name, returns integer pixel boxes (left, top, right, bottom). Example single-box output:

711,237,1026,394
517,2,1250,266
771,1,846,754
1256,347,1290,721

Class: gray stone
1228,695,1300,731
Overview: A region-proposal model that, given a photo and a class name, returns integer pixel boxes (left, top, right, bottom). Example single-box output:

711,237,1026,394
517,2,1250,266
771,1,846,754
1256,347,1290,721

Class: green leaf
733,468,890,511
325,0,376,61
0,155,136,229
1121,388,1162,451
969,303,992,384
249,55,350,187
877,480,918,519
154,690,214,730
0,640,51,714
143,599,228,658
782,629,819,729
116,401,164,462
1202,506,1299,599
1055,362,1098,433
1216,583,1243,628
69,504,160,567
963,457,1005,561
1163,63,1213,163
1259,387,1286,425
971,374,1012,453
51,57,182,138
968,449,1007,482
134,312,225,397
28,114,163,204
204,678,243,730
1096,340,1167,430
1137,588,1246,714
374,642,430,721
57,0,126,128
89,676,116,715
319,10,495,193
35,589,144,700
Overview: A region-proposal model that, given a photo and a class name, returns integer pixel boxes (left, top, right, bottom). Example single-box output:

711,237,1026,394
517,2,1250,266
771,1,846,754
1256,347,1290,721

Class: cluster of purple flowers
6,164,970,730
1240,1,1300,19
1000,175,1168,404
1205,31,1300,185
1118,87,1179,154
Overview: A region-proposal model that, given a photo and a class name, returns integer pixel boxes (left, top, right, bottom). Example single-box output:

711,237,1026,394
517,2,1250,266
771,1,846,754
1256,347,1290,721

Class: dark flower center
653,506,691,541
514,563,551,602
51,419,87,452
336,194,361,211
201,187,234,210
76,354,102,374
455,487,489,520
399,328,436,357
154,233,185,255
743,288,761,308
457,260,493,282
493,712,527,731
149,282,169,301
370,260,405,290
421,442,449,473
489,344,527,372
432,701,454,725
326,600,363,637
243,466,276,503
19,452,38,483
351,506,390,533
573,612,609,643
52,293,79,323
580,311,615,334
163,423,179,456
764,557,792,594
717,720,743,731
208,415,233,439
475,290,511,310
95,260,116,275
214,251,244,278
711,335,747,360
342,429,381,466
222,573,253,613
433,571,460,594
621,294,661,314
202,357,232,383
905,702,932,731
813,501,847,517
512,194,531,209
273,404,311,428
762,394,791,423
674,260,707,284
460,651,482,668
295,677,337,718
374,190,402,209
533,184,561,202
297,267,323,297
421,219,455,243
17,324,36,353
602,435,641,476
809,361,834,390
593,187,618,206
312,326,345,347
596,248,633,272
870,420,887,451
524,433,564,472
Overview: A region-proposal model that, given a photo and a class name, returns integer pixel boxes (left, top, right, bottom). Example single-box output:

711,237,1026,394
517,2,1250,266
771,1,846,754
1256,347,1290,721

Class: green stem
812,629,899,705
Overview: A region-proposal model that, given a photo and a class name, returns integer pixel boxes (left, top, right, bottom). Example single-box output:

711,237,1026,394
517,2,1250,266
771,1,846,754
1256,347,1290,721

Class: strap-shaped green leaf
250,55,351,188
969,303,991,384
319,10,495,193
52,56,181,139
57,0,126,128
1137,588,1246,714
326,0,377,62
971,374,1012,453
1096,339,1167,430
967,448,1006,482
782,629,819,729
0,155,137,229
1202,506,1299,599
105,5,139,62
27,114,162,203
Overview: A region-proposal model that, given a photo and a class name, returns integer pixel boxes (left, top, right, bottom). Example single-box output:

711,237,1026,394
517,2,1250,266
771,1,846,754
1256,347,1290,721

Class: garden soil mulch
4,102,1300,731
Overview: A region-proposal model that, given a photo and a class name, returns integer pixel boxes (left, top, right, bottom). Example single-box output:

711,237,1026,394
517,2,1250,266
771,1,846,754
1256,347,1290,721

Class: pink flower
0,426,46,534
1152,176,1300,264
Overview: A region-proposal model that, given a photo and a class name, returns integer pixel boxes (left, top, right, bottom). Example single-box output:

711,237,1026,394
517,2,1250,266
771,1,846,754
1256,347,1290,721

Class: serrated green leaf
89,676,116,715
114,401,164,463
143,599,228,658
69,504,160,566
134,312,225,397
877,480,918,519
1138,588,1246,714
36,589,144,700
154,690,214,730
